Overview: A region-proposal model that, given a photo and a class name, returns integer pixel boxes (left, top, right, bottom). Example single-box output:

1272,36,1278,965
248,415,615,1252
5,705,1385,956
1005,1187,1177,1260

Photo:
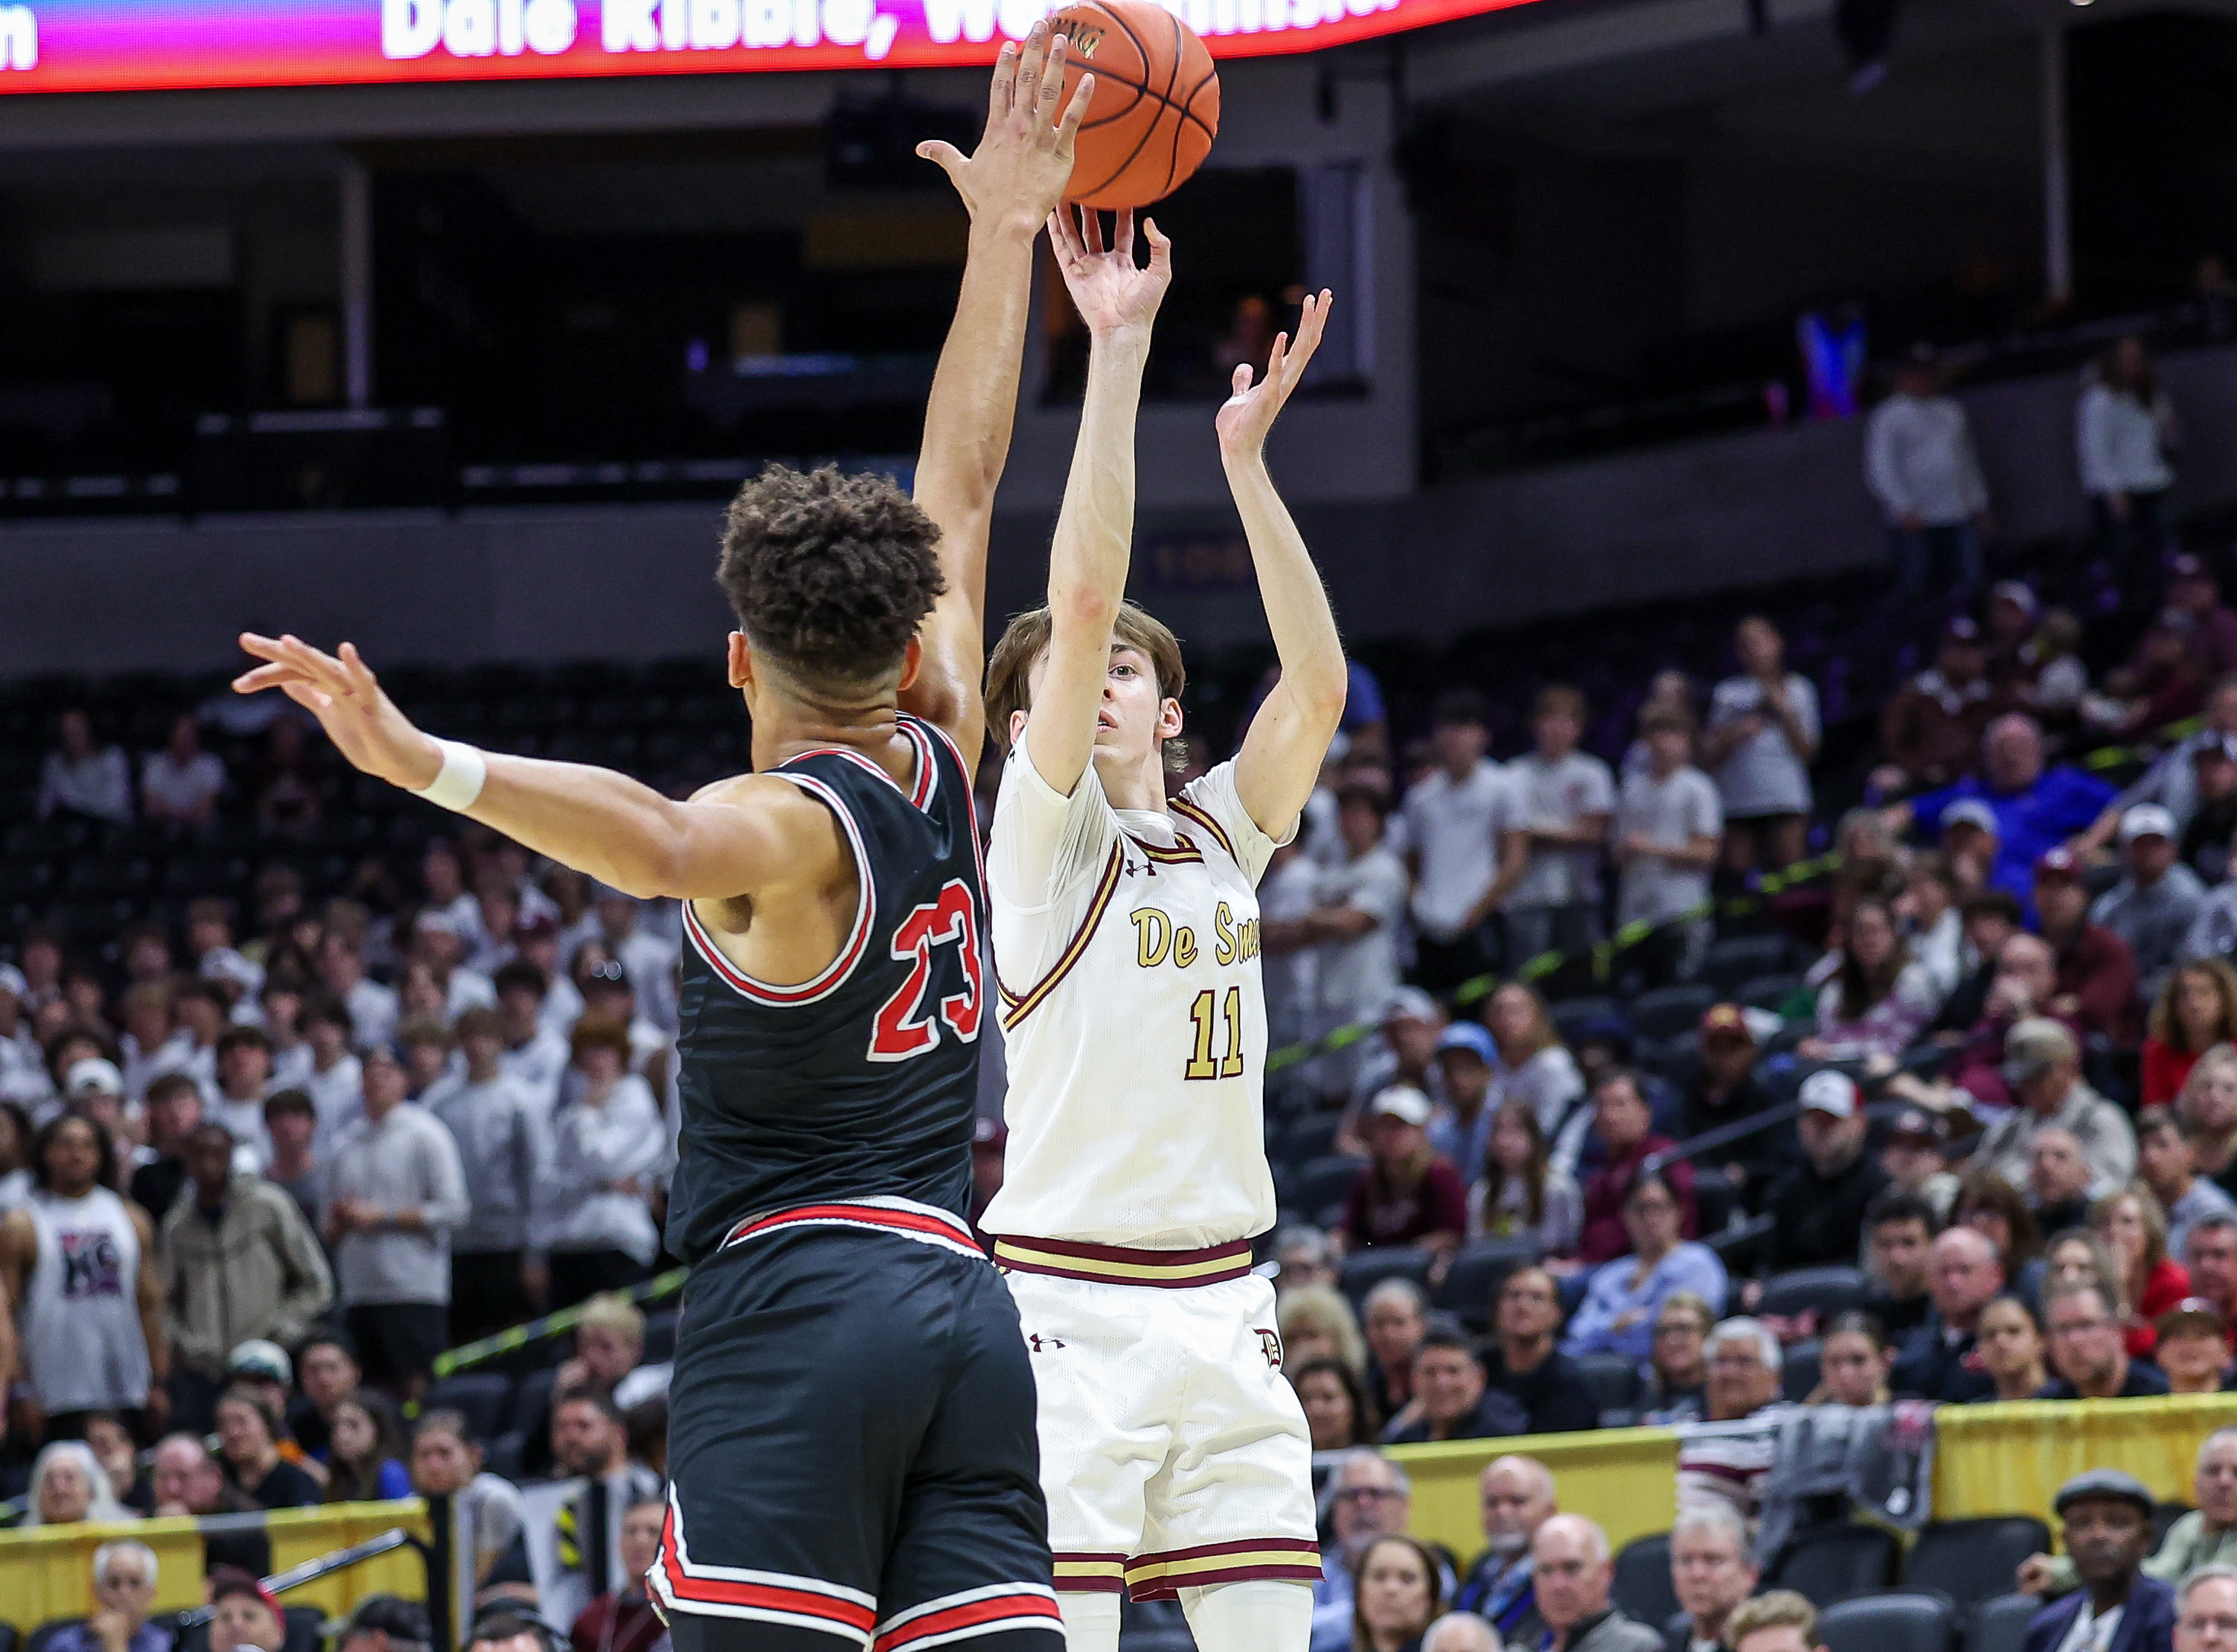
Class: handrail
174,1528,418,1627
434,1266,687,1378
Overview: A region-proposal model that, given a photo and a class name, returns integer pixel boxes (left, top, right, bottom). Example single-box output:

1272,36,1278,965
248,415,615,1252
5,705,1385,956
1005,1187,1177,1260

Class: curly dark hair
717,464,946,690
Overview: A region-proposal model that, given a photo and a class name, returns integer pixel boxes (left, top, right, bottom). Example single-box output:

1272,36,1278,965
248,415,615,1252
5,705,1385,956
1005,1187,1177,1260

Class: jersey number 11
1185,987,1246,1081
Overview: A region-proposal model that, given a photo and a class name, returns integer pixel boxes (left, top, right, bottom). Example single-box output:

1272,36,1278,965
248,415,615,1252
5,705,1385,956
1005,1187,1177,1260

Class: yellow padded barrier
1391,1425,1684,1559
0,1501,431,1630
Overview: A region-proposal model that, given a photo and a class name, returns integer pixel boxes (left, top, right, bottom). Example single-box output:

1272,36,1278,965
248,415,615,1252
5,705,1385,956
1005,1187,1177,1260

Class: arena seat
1289,1153,1367,1225
1573,1352,1640,1422
1779,1337,1821,1402
1612,1532,1678,1627
1626,986,1717,1042
2156,1501,2193,1545
1901,1519,2051,1613
1549,997,1623,1043
1764,1522,1899,1604
1275,1112,1343,1168
1756,1266,1868,1323
1965,1594,2042,1652
511,1366,559,1438
23,1621,82,1652
1819,1592,1956,1652
424,1372,515,1443
1737,973,1806,1013
1338,1246,1435,1309
1432,1237,1539,1328
1700,934,1796,994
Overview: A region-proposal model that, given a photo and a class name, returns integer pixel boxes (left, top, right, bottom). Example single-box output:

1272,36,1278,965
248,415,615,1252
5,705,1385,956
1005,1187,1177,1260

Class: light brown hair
1726,1591,1819,1652
984,601,1189,771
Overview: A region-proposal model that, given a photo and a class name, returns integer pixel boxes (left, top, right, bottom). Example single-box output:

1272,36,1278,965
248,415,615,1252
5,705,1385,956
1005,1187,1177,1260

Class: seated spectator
1899,713,2117,911
2041,1281,2172,1399
1936,803,2004,904
324,1389,412,1502
215,1384,322,1507
2036,1132,2102,1236
85,1413,151,1516
552,1388,664,1604
1807,1311,1895,1406
1876,617,2000,797
1280,1282,1368,1378
1576,1070,1693,1264
1561,1170,1728,1363
1975,1018,2138,1199
1972,1293,2051,1401
2024,1428,2237,1598
25,1440,135,1526
207,1571,286,1652
2189,1216,2237,1334
1429,1023,1500,1187
1423,1617,1500,1652
2141,1107,2237,1264
1613,706,1722,986
1484,983,1586,1144
2096,1182,2192,1356
1293,1358,1379,1451
2183,1050,2237,1199
1676,1006,1787,1203
1312,1449,1418,1636
1901,853,1967,1003
2022,1470,2174,1652
2182,738,2237,886
2148,963,2237,1108
1529,1513,1664,1652
1641,1291,1716,1422
38,708,132,825
285,1329,362,1461
1726,1593,1828,1652
571,1495,667,1652
2097,807,2207,1003
1926,889,2024,1038
1275,1226,1338,1299
2179,1569,2237,1652
1482,1267,1598,1434
1351,1533,1444,1652
1863,1189,1939,1339
339,1598,432,1652
1893,1226,2007,1400
1675,1320,1787,1525
1382,1328,1527,1443
149,1434,270,1574
251,714,324,835
1956,1169,2048,1298
1761,1071,1889,1276
1338,1088,1467,1259
1704,614,1819,877
43,1539,171,1652
1468,1103,1582,1255
1667,1503,1759,1652
141,714,225,833
2033,849,2142,1045
1799,897,1942,1062
1453,1454,1557,1640
2157,1302,2233,1396
1341,990,1447,1153
2045,1226,2125,1316
409,1410,530,1597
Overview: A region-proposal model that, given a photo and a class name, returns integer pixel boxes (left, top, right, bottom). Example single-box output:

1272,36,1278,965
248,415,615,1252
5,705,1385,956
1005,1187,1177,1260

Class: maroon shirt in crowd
1577,1135,1696,1264
2053,923,2141,1045
1341,1158,1469,1249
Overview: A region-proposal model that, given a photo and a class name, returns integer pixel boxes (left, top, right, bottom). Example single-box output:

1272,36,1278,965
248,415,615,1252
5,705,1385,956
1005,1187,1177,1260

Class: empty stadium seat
1819,1592,1955,1652
1966,1594,2042,1652
1432,1237,1540,1328
1289,1153,1366,1223
511,1364,559,1438
1701,933,1795,993
1276,1112,1343,1167
1780,1337,1822,1402
1901,1518,2051,1610
1338,1246,1435,1309
1573,1352,1640,1422
1627,985,1717,1041
2156,1501,2193,1545
1550,997,1623,1044
1612,1533,1679,1627
1757,1265,1868,1322
1765,1522,1899,1605
1737,973,1807,1013
424,1371,514,1443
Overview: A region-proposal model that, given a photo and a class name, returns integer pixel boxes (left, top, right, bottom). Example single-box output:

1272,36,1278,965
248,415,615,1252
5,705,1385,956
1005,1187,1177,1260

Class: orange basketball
1051,0,1219,210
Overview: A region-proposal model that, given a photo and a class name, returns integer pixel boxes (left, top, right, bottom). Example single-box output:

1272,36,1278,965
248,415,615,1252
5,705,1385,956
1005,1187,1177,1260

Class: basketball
1051,0,1220,210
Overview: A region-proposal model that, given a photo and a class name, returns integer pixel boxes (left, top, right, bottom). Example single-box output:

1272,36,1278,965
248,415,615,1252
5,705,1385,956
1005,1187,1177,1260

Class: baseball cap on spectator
208,1569,283,1622
2157,1299,2230,1342
1887,1109,1948,1147
1434,1024,1497,1065
1700,1003,1755,1044
2003,1018,2080,1082
1799,1070,1859,1120
0,963,25,1001
1989,581,2039,619
2121,804,2178,844
66,1058,124,1099
1942,801,1999,836
1368,1086,1433,1128
1381,987,1440,1027
2034,846,2085,884
229,1340,293,1387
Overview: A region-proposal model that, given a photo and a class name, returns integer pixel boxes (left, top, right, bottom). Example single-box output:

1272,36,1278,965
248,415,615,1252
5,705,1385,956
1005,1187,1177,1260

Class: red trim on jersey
722,1201,983,1257
655,1504,879,1633
871,1591,1063,1649
781,724,935,813
682,773,875,1006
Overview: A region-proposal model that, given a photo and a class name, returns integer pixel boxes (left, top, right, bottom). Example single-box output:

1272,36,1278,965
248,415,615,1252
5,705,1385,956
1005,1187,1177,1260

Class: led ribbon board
0,0,1544,93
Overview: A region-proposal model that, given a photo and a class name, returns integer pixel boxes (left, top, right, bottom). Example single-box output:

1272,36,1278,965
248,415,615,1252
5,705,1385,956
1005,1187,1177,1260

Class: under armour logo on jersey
1028,1334,1068,1353
1256,1328,1283,1370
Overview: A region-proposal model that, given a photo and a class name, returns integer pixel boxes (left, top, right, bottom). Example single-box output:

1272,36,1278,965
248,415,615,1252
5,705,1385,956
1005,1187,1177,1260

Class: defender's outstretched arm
907,22,1094,763
1221,292,1350,839
235,633,830,902
1028,206,1172,799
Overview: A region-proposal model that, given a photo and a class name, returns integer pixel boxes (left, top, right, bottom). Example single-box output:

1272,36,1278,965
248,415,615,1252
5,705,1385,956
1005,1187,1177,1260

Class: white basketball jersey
981,733,1283,1249
20,1186,151,1413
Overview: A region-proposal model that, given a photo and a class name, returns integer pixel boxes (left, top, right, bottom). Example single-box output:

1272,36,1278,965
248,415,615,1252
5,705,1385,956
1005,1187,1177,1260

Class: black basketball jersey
666,713,990,1264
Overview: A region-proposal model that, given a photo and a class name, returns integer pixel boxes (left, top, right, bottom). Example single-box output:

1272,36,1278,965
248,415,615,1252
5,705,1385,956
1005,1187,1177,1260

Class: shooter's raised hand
917,21,1095,239
1215,289,1333,463
1048,204,1172,341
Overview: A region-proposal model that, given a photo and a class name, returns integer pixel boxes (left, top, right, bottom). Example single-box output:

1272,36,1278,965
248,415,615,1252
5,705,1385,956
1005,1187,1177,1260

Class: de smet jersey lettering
665,714,989,1264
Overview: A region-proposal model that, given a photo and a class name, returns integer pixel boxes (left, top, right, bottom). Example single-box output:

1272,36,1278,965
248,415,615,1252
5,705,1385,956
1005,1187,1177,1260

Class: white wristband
413,740,488,812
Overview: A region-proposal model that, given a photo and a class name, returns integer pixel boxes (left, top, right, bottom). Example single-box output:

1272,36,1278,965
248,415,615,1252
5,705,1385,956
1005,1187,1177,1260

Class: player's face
1022,640,1179,780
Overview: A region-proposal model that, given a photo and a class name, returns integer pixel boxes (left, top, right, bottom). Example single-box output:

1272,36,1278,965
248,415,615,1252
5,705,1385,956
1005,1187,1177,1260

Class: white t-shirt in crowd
1258,850,1322,1049
1506,751,1614,909
1400,760,1514,939
1865,391,1989,529
1705,674,1819,819
1313,841,1408,1027
142,749,227,819
1615,764,1722,928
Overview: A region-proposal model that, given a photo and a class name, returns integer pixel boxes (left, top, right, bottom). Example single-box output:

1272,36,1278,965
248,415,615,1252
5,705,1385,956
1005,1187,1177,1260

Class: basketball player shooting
233,29,1089,1652
978,203,1345,1652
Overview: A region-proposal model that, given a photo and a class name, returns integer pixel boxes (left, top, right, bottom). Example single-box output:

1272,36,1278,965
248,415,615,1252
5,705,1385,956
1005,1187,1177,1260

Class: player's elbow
1048,578,1123,640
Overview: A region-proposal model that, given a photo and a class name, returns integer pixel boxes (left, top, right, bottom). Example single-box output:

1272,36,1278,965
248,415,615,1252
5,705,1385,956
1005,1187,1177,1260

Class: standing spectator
591,886,679,1036
322,1390,412,1501
1381,1328,1527,1443
1350,1535,1445,1652
2139,1107,2237,1264
141,715,226,833
1452,1454,1558,1639
1529,1515,1664,1652
1614,708,1722,985
570,1495,668,1652
1902,714,2117,909
2095,1183,2192,1355
160,1122,331,1434
535,1015,665,1308
1891,1226,2007,1400
410,1410,531,1601
249,715,324,835
1481,1266,1598,1434
427,1005,547,1343
1975,1018,2138,1197
300,994,362,1143
324,1043,470,1402
1799,896,1942,1062
208,1028,275,1158
1338,1088,1467,1259
2098,807,2206,1003
213,1385,322,1507
1467,1103,1583,1255
1562,1169,1728,1362
1484,983,1587,1144
129,1072,201,1225
2146,962,2237,1109
37,709,132,825
1576,1071,1693,1264
321,930,398,1055
1761,1072,1890,1273
1876,619,2001,795
2079,336,2180,567
0,1111,164,1437
1300,788,1410,1064
492,962,570,1110
1403,691,1520,992
1506,686,1614,967
2024,1471,2176,1652
41,1539,172,1652
2041,1281,2171,1399
1703,617,1819,877
1667,1503,1760,1652
1866,344,1990,597
262,1089,322,1234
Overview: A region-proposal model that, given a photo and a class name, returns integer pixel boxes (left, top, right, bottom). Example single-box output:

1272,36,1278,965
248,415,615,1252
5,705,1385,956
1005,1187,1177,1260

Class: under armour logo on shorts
1029,1334,1068,1353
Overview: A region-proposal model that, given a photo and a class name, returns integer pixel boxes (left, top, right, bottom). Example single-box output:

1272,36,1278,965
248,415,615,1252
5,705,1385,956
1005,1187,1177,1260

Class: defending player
232,31,1087,1652
978,205,1347,1652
